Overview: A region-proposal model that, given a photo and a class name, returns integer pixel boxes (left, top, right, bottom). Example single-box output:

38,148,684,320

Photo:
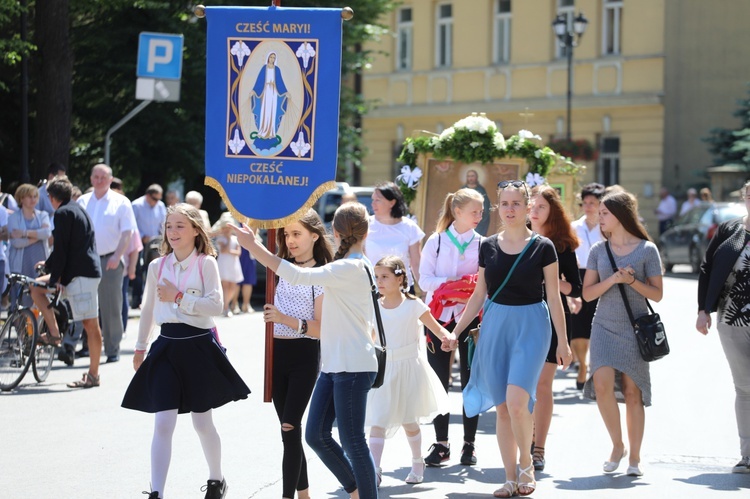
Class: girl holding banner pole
231,202,379,499
265,209,332,499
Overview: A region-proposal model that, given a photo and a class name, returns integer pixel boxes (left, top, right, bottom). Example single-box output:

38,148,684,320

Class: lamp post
552,12,588,142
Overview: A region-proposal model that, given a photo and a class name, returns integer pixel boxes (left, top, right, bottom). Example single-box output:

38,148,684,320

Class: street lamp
552,12,588,142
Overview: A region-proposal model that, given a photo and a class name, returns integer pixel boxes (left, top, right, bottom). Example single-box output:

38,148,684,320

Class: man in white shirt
77,164,137,363
131,184,166,308
655,187,677,234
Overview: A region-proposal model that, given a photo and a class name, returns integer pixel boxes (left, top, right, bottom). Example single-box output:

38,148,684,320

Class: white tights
151,409,223,497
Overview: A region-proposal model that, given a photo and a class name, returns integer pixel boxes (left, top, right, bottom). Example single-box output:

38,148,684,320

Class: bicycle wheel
32,317,55,383
0,309,37,391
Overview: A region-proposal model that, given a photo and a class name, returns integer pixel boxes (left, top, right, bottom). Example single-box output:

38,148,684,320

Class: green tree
0,0,396,200
705,84,750,169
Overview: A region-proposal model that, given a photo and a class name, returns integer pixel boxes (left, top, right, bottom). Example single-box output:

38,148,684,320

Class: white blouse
572,215,603,269
365,216,425,287
276,258,378,374
136,249,224,351
274,274,323,338
418,224,481,323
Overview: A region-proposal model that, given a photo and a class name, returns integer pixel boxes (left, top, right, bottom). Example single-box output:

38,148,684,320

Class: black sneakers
202,478,228,499
425,443,450,467
460,442,477,465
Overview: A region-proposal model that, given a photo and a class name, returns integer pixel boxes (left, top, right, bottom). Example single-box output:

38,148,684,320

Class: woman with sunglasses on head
418,188,485,467
528,186,581,472
582,191,663,477
452,180,571,498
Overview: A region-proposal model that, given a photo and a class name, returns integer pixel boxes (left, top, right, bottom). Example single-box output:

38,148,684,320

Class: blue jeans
305,371,377,498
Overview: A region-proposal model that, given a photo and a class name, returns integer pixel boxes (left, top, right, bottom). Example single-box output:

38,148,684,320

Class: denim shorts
64,276,100,320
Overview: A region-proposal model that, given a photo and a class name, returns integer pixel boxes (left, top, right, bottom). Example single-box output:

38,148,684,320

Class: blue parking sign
137,32,183,80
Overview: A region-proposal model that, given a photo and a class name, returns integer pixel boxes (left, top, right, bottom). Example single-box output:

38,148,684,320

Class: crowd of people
1,166,748,499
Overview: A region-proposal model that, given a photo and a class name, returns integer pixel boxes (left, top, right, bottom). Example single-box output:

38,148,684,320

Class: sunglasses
497,180,529,197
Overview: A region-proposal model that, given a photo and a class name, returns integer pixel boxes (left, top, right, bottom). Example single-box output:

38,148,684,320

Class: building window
435,3,453,68
555,0,575,59
493,0,512,64
602,0,622,55
396,7,413,70
598,136,620,186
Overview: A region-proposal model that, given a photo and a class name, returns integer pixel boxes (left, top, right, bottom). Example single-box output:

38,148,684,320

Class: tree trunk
33,0,72,181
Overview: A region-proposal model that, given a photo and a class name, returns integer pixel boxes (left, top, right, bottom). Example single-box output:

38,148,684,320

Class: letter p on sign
137,32,184,80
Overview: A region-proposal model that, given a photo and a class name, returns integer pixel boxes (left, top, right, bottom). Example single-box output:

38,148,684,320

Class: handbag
364,265,387,388
605,242,669,362
465,234,539,365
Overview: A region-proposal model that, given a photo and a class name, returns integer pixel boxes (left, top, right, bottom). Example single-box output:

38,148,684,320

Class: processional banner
204,6,342,227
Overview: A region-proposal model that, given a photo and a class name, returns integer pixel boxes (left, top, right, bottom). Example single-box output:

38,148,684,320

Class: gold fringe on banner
205,176,338,229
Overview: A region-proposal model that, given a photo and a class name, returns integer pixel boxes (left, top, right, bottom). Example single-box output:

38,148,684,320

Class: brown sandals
67,372,100,389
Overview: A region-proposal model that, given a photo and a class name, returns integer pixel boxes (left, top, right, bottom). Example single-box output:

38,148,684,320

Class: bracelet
301,319,308,336
629,276,637,285
296,318,303,335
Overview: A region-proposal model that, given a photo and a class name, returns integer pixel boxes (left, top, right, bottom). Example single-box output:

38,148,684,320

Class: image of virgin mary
251,51,289,151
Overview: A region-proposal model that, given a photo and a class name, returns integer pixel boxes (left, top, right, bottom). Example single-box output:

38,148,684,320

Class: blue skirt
463,300,551,417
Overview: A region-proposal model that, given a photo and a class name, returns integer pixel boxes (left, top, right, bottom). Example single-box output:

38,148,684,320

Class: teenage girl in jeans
232,202,379,499
265,209,333,499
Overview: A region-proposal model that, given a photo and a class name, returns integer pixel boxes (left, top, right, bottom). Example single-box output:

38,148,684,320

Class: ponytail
434,188,485,234
435,193,456,233
332,202,369,260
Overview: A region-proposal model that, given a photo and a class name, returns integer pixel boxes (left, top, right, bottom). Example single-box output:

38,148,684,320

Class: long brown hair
531,185,579,252
276,208,334,265
160,203,217,257
435,188,485,233
332,202,369,260
602,191,652,241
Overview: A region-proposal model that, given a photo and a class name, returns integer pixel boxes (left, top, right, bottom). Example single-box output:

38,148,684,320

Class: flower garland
396,113,584,204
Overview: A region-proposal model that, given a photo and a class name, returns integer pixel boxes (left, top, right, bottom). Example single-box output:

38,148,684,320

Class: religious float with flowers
395,113,586,235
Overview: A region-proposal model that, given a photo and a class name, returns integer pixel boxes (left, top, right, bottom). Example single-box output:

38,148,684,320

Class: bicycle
0,273,59,391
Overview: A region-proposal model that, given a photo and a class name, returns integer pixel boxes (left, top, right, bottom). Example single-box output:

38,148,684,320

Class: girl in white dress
366,256,456,485
215,223,243,316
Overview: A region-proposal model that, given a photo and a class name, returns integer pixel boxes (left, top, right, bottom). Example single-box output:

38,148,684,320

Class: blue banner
204,6,342,227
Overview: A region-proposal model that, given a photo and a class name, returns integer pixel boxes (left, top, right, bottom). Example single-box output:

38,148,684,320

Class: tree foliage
0,0,397,203
705,84,750,169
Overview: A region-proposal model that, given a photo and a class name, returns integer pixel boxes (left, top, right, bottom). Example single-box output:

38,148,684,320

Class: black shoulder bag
605,242,669,362
364,266,387,388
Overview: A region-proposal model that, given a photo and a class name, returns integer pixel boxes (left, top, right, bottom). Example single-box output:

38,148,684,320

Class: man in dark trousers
30,176,104,388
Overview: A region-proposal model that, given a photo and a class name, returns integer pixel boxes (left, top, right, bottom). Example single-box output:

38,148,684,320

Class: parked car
659,202,746,273
313,182,374,231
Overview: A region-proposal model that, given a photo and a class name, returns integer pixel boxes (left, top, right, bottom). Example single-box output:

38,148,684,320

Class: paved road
1,272,748,498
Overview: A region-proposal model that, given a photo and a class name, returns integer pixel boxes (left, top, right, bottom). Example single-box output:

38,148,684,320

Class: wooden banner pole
263,228,277,402
263,0,280,404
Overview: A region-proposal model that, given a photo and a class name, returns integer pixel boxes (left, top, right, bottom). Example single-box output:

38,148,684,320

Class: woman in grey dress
582,191,663,478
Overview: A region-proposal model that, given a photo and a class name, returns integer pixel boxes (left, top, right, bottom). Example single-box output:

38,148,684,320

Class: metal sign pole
104,100,152,166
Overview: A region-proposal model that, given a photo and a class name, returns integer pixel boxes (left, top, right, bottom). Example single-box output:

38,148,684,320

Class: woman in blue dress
251,51,289,147
451,180,571,498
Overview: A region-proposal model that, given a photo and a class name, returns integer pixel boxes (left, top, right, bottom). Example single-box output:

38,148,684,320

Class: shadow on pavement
552,473,650,491
674,473,750,491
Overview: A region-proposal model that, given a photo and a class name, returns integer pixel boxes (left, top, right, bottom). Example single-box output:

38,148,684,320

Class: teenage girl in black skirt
122,204,250,499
